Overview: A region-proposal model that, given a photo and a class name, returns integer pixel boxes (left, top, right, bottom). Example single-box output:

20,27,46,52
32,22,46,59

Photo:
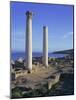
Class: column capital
43,26,48,34
26,11,33,18
43,26,48,29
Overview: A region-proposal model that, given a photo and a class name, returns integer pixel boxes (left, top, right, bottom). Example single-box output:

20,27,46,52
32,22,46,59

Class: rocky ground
11,53,74,98
11,61,74,98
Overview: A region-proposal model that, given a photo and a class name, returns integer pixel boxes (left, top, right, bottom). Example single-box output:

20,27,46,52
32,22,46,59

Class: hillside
53,49,74,54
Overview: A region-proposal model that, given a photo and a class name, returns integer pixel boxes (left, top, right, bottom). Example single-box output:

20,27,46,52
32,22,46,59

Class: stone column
43,26,48,67
26,11,32,73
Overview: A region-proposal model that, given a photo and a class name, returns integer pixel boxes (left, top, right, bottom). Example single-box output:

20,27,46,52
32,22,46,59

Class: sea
11,52,67,61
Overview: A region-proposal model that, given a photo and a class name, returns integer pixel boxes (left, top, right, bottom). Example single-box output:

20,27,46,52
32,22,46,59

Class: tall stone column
43,26,48,67
26,11,32,73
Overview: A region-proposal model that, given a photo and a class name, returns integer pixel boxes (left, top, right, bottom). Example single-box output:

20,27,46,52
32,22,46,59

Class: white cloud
63,32,73,39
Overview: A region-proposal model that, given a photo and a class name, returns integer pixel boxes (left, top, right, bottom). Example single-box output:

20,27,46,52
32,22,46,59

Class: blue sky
11,2,74,52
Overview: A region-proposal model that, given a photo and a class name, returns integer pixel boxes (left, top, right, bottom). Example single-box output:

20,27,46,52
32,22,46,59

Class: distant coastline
11,52,66,61
11,49,73,61
52,49,74,54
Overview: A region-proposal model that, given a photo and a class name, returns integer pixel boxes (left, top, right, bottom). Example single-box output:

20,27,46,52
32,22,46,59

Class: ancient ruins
26,11,49,72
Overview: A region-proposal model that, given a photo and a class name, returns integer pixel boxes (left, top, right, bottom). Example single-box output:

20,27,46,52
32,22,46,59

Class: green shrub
12,87,22,98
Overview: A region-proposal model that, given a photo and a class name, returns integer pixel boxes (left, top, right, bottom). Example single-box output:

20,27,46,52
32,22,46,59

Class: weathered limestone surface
43,26,48,67
12,66,60,89
47,74,60,90
26,11,33,72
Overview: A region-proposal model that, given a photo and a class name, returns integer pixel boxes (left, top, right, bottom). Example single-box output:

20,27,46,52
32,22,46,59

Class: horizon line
11,48,73,53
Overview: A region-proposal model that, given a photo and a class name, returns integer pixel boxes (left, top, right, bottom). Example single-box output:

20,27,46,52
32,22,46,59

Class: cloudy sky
11,2,74,52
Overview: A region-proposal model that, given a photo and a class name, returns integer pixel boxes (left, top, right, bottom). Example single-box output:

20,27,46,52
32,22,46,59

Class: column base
45,65,48,68
43,63,48,68
28,70,32,73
